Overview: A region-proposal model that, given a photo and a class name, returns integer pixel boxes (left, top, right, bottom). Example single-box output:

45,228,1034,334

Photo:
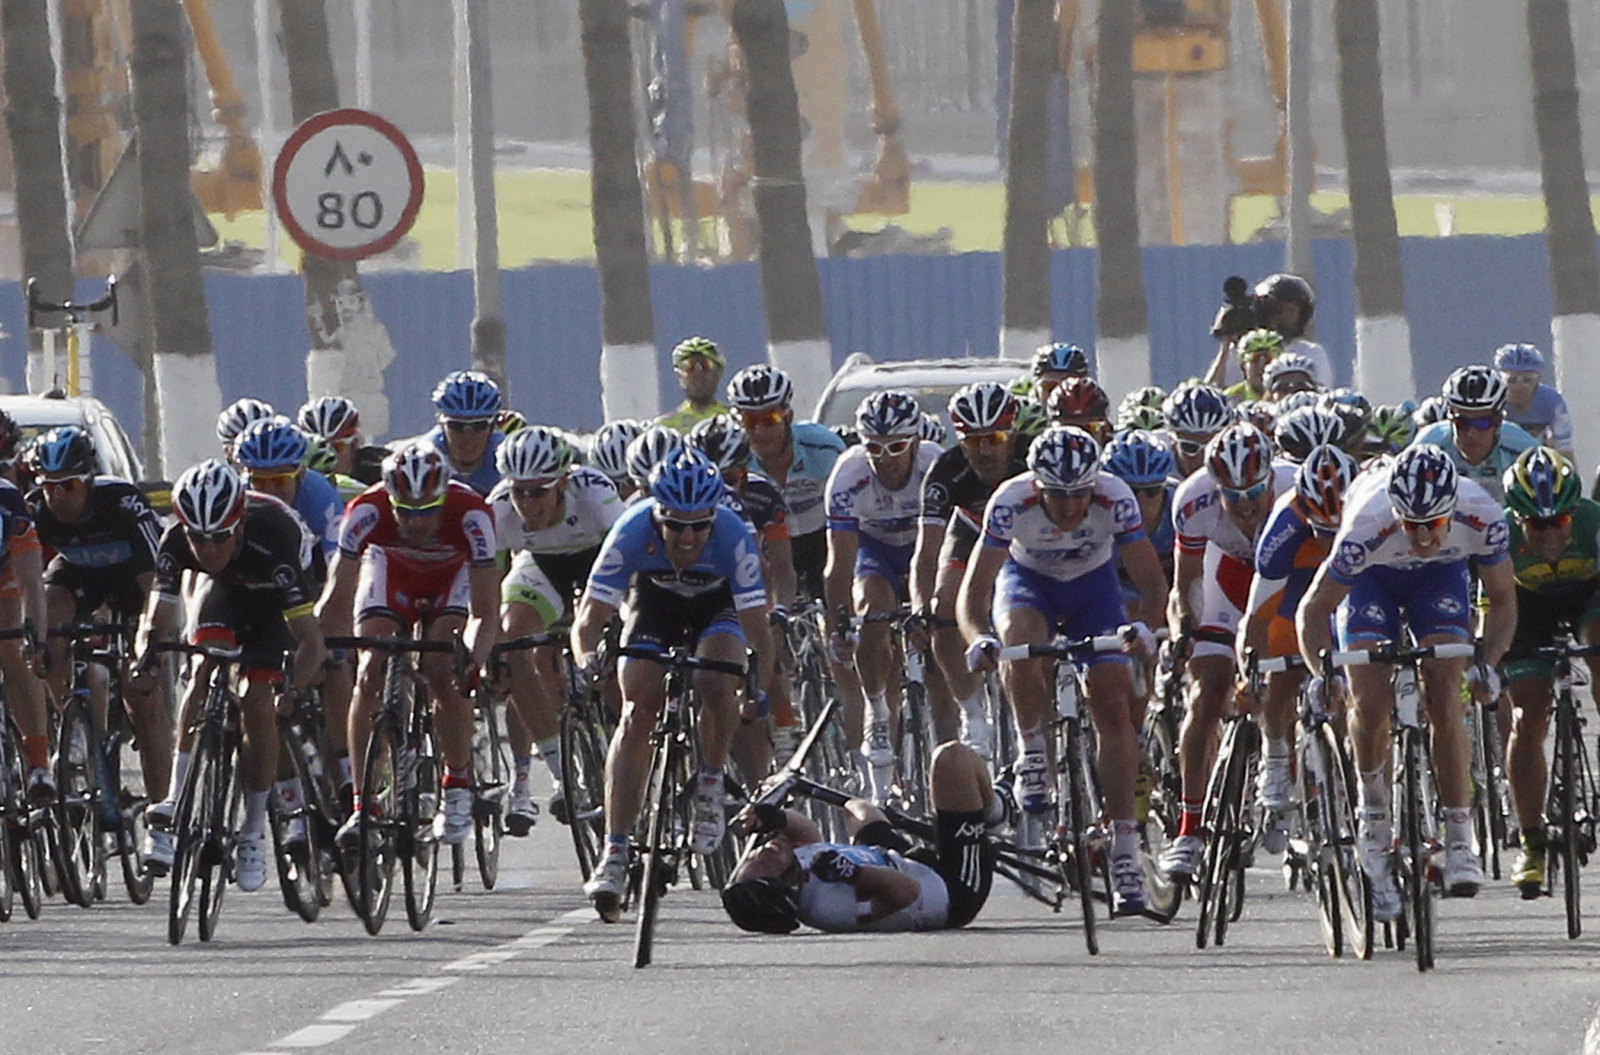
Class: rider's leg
1506,673,1553,835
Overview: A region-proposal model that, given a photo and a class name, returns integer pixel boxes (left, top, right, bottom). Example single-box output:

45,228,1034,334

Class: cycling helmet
172,458,246,533
625,424,687,485
721,876,800,934
1504,446,1581,520
1413,395,1448,427
495,409,529,436
1012,397,1048,438
1252,273,1315,338
1318,389,1373,452
233,416,309,471
1115,403,1166,433
1101,429,1175,487
1047,377,1110,422
1238,328,1285,362
1027,426,1102,491
1121,385,1168,412
648,448,726,512
432,370,502,420
1295,444,1359,531
589,419,643,482
296,395,360,442
687,414,753,472
382,443,451,507
855,390,921,438
949,382,1018,435
1031,342,1090,377
28,425,96,479
496,425,575,482
671,335,726,370
1442,365,1508,415
0,408,20,466
918,413,948,445
1274,405,1348,463
1387,444,1459,522
1263,352,1318,393
1274,390,1321,416
1161,383,1233,436
305,434,338,476
1204,423,1274,490
216,397,275,445
1234,400,1277,436
1492,342,1544,374
725,364,794,411
1368,403,1418,453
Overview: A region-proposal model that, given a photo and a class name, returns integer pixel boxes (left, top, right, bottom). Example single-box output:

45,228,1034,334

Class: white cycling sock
1111,819,1139,861
1358,769,1388,815
867,691,890,726
1265,736,1291,761
1018,725,1047,760
959,689,987,726
166,750,193,804
1444,808,1473,848
243,789,269,836
537,736,562,781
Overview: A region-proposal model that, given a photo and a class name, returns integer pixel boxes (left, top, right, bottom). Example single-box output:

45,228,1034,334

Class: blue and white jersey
1327,466,1509,584
791,842,949,932
424,423,507,497
293,468,344,560
1506,383,1574,457
980,470,1143,581
1411,419,1537,503
585,501,766,610
751,421,844,538
825,441,941,548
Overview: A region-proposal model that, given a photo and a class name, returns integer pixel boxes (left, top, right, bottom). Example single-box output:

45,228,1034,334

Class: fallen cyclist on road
721,741,1002,934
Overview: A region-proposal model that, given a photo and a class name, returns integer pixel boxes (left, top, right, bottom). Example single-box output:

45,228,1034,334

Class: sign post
271,108,424,261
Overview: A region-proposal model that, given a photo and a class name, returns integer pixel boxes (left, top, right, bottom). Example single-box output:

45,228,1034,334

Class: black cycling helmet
721,877,800,934
1253,273,1315,339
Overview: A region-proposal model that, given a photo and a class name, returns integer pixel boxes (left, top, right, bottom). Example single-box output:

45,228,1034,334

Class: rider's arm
1239,578,1286,659
12,540,45,638
909,519,945,615
465,563,500,669
1168,547,1204,635
852,863,922,920
314,550,360,638
1118,536,1168,628
957,541,1006,642
1476,557,1519,669
764,534,797,609
1202,339,1236,387
1295,564,1350,672
823,528,858,632
285,610,327,693
134,591,178,661
736,605,772,695
570,591,618,670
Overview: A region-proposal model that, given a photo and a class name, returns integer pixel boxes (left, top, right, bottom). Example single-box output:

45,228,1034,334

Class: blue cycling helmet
1031,342,1090,377
1028,426,1102,490
432,370,502,420
649,448,726,513
1493,342,1544,374
233,416,309,470
1161,383,1233,436
855,390,921,438
1101,429,1174,487
1388,444,1459,522
29,425,95,479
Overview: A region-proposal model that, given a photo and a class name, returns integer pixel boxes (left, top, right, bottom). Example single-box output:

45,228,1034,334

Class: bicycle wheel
473,698,505,890
53,699,104,909
634,733,678,969
895,682,933,817
166,729,213,946
1400,727,1434,972
1196,721,1248,949
279,717,337,913
1060,719,1099,955
402,727,441,932
357,718,401,935
1557,697,1581,939
269,790,321,924
1318,722,1371,960
560,699,610,880
0,731,16,922
1138,706,1182,922
196,733,241,943
1469,699,1506,881
106,732,153,906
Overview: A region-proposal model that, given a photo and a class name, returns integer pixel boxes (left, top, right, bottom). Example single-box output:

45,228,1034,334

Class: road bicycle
1521,640,1600,938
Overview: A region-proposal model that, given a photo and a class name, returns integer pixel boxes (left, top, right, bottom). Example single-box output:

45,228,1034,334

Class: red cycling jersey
338,481,497,574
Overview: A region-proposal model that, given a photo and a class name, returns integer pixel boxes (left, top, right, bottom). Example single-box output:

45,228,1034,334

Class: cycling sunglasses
735,408,786,429
246,467,301,484
393,497,446,517
1450,414,1499,433
185,523,240,545
1219,480,1270,503
511,480,560,500
958,429,1010,449
1522,512,1572,532
864,437,916,458
1132,484,1168,499
443,418,492,434
1403,514,1451,534
1039,485,1094,502
1172,437,1208,459
40,474,91,492
656,513,715,535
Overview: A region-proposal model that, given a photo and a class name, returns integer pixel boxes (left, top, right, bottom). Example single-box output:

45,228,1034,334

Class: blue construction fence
0,233,1560,443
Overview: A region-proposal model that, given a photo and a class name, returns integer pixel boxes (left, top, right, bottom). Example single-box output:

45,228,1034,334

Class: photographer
1203,273,1332,390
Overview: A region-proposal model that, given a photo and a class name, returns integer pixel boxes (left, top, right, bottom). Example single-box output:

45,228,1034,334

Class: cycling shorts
620,577,744,655
792,529,826,603
994,558,1127,667
500,550,565,629
854,535,914,598
1336,560,1473,649
188,576,293,684
896,808,994,929
1504,582,1600,682
1193,547,1253,660
45,558,146,624
355,546,470,628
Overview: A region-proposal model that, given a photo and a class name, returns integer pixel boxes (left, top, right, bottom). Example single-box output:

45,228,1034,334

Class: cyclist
1101,429,1177,609
1296,444,1517,914
27,426,169,824
1499,446,1599,896
1367,402,1419,458
1273,404,1348,464
960,426,1165,913
297,395,386,487
135,460,328,890
424,370,507,495
216,397,275,460
1494,343,1574,461
658,336,730,432
0,415,55,807
825,391,944,802
586,419,644,501
1224,329,1286,404
911,382,1028,761
318,444,500,849
1160,422,1296,880
1238,444,1360,852
1261,352,1321,403
1160,383,1234,480
1046,377,1112,442
1029,343,1091,407
623,425,687,505
232,417,344,567
491,426,623,834
570,450,772,922
1115,386,1167,435
722,741,1001,934
1412,365,1536,503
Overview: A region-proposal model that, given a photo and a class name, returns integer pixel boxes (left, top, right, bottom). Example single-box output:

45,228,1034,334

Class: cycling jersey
1507,496,1600,599
585,502,766,612
657,400,729,433
1505,384,1574,455
491,467,624,624
423,424,507,496
340,481,497,574
1172,463,1296,564
1246,490,1334,655
792,842,950,932
724,472,788,542
980,470,1143,581
825,441,942,548
292,469,344,560
1328,470,1509,583
1410,420,1537,502
920,443,1029,533
30,477,160,575
750,422,845,538
154,495,317,619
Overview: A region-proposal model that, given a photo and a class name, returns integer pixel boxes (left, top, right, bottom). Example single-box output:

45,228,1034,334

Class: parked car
812,353,1030,431
0,391,147,485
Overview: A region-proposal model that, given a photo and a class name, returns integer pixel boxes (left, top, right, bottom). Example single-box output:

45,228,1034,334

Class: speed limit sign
271,108,425,262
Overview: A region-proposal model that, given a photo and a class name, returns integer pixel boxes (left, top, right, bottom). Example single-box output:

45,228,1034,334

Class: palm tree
131,0,217,476
1334,0,1412,401
279,0,400,436
1,0,75,389
730,0,832,415
1092,0,1151,399
999,0,1054,362
581,0,658,421
1527,0,1600,468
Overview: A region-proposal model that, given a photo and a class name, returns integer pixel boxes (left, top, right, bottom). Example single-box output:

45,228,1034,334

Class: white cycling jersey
489,467,622,557
1328,467,1510,582
1173,462,1297,564
979,470,1143,580
792,842,950,932
825,441,942,548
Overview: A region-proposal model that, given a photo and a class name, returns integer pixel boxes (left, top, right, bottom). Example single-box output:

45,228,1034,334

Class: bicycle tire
269,790,321,924
560,700,609,880
634,732,678,968
358,718,401,935
1558,696,1581,939
0,729,15,922
401,725,440,933
107,732,154,906
1400,727,1434,971
1138,707,1182,922
166,727,213,946
897,682,932,818
1296,728,1340,957
1061,719,1099,955
279,715,338,912
474,698,505,890
53,699,103,909
196,728,241,943
1318,721,1370,959
1196,720,1248,949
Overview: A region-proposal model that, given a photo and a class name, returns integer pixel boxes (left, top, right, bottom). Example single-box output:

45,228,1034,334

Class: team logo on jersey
831,489,854,515
1112,497,1136,527
273,564,296,590
1336,540,1367,575
1435,594,1465,616
596,544,626,578
925,481,948,512
1484,520,1508,552
1362,602,1387,625
990,504,1014,533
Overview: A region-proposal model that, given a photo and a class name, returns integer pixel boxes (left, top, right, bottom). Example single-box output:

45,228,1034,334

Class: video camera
1210,275,1258,342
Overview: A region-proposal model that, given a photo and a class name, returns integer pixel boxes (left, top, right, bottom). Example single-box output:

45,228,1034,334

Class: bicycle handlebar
1243,648,1305,676
146,640,243,663
615,645,747,679
1325,641,1477,668
324,636,458,654
998,630,1129,663
490,633,564,657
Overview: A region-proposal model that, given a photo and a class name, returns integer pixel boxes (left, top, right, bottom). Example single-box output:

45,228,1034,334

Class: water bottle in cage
1055,662,1080,720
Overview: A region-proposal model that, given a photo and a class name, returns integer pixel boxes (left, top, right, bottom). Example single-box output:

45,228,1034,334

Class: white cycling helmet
1388,444,1459,522
625,425,686,486
216,398,275,446
1027,426,1102,491
589,419,642,482
725,365,795,412
496,425,574,482
173,458,247,533
1442,365,1508,415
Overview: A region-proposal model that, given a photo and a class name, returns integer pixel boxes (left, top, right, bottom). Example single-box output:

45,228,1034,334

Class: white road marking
1583,1005,1600,1055
319,998,403,1022
273,1023,357,1048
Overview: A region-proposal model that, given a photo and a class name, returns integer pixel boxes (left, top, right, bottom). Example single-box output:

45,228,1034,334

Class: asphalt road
6,785,1600,1055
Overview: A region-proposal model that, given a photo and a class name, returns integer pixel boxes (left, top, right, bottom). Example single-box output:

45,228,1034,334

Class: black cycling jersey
352,445,388,486
30,477,160,575
533,546,602,611
726,472,788,538
920,443,1028,531
154,495,316,616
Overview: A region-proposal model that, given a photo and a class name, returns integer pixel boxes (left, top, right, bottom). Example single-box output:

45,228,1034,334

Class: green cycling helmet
671,336,726,370
1504,446,1581,520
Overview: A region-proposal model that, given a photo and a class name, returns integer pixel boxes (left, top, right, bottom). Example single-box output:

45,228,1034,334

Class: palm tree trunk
581,0,658,421
731,0,832,417
1527,0,1600,469
1092,0,1151,399
999,0,1054,362
279,0,399,437
1334,0,1412,401
131,0,218,476
2,0,75,391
